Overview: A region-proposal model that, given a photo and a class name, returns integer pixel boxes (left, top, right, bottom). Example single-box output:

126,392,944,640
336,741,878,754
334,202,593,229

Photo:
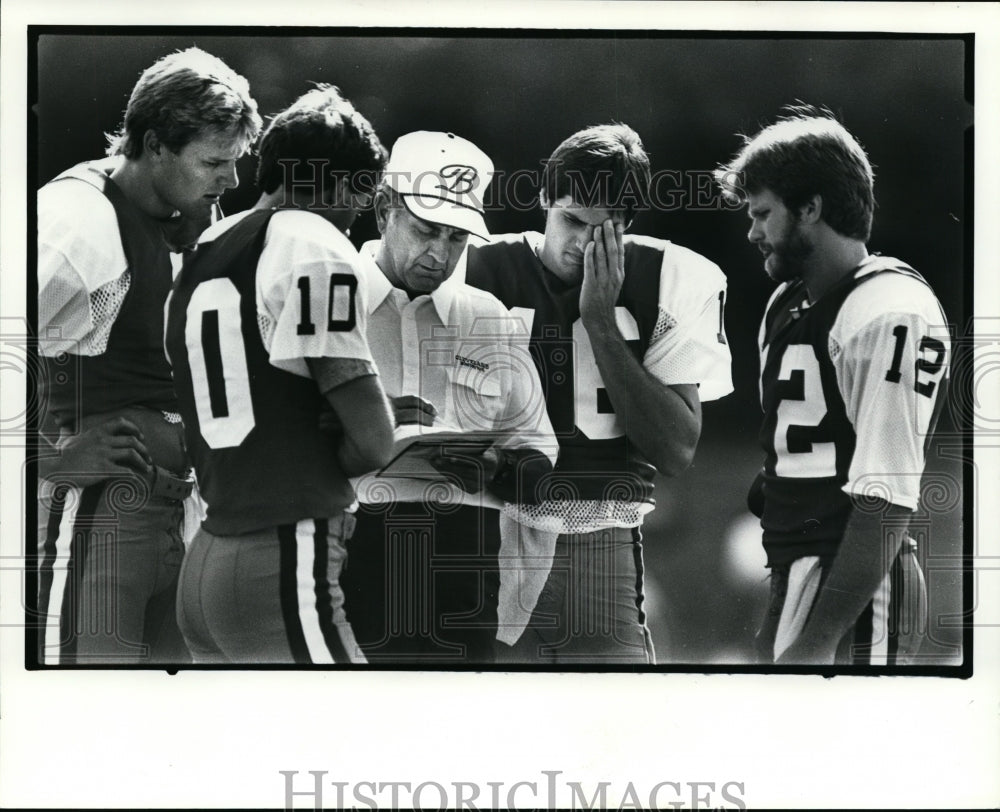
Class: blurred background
33,32,970,666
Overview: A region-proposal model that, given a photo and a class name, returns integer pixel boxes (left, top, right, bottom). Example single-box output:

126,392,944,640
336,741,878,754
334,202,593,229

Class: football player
165,85,395,663
464,124,734,663
341,131,557,665
36,48,261,664
714,105,949,665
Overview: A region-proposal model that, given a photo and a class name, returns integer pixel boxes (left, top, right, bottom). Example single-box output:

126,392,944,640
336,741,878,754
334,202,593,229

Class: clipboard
375,428,497,481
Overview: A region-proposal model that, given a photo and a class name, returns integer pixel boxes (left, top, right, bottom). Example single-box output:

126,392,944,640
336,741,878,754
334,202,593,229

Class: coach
342,131,557,665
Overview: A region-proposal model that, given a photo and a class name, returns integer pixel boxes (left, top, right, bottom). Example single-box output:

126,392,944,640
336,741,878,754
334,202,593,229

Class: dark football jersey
466,232,730,509
166,209,365,535
757,255,949,565
39,163,181,427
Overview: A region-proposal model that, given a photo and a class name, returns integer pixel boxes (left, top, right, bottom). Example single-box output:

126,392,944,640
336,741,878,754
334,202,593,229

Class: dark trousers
342,502,501,665
37,477,188,665
498,526,654,665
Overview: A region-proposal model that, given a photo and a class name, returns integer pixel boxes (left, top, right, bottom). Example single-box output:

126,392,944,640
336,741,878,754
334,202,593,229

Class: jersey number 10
184,274,356,449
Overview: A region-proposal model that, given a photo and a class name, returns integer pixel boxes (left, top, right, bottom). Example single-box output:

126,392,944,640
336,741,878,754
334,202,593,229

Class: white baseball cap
383,131,494,238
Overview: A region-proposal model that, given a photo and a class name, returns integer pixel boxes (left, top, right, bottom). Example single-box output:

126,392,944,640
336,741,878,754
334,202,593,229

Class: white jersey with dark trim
167,209,376,535
466,231,732,533
756,254,950,565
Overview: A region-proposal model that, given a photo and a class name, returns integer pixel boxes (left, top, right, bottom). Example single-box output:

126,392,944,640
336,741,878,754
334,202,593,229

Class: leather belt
149,465,194,502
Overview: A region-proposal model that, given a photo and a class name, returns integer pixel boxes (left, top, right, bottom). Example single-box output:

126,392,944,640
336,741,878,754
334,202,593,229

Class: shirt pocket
444,362,505,431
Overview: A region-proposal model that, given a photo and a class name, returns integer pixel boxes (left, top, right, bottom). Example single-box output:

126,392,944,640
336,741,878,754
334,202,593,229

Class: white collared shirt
353,241,556,508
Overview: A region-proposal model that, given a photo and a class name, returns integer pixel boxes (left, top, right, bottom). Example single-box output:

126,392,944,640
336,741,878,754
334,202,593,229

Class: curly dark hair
255,84,386,198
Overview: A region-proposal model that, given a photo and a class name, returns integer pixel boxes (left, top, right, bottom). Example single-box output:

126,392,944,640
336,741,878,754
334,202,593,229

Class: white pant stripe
294,519,334,664
774,555,822,660
870,568,892,665
42,484,83,666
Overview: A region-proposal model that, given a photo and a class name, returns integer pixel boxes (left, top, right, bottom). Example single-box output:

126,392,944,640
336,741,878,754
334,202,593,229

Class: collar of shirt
522,230,544,258
360,239,458,324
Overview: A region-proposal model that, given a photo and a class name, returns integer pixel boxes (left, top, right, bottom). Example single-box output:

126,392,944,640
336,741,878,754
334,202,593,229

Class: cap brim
401,195,489,239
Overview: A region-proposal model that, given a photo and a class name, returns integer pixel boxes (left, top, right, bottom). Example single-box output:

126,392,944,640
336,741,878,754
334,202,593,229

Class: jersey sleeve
37,180,129,357
641,247,733,401
255,211,374,381
833,276,950,510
